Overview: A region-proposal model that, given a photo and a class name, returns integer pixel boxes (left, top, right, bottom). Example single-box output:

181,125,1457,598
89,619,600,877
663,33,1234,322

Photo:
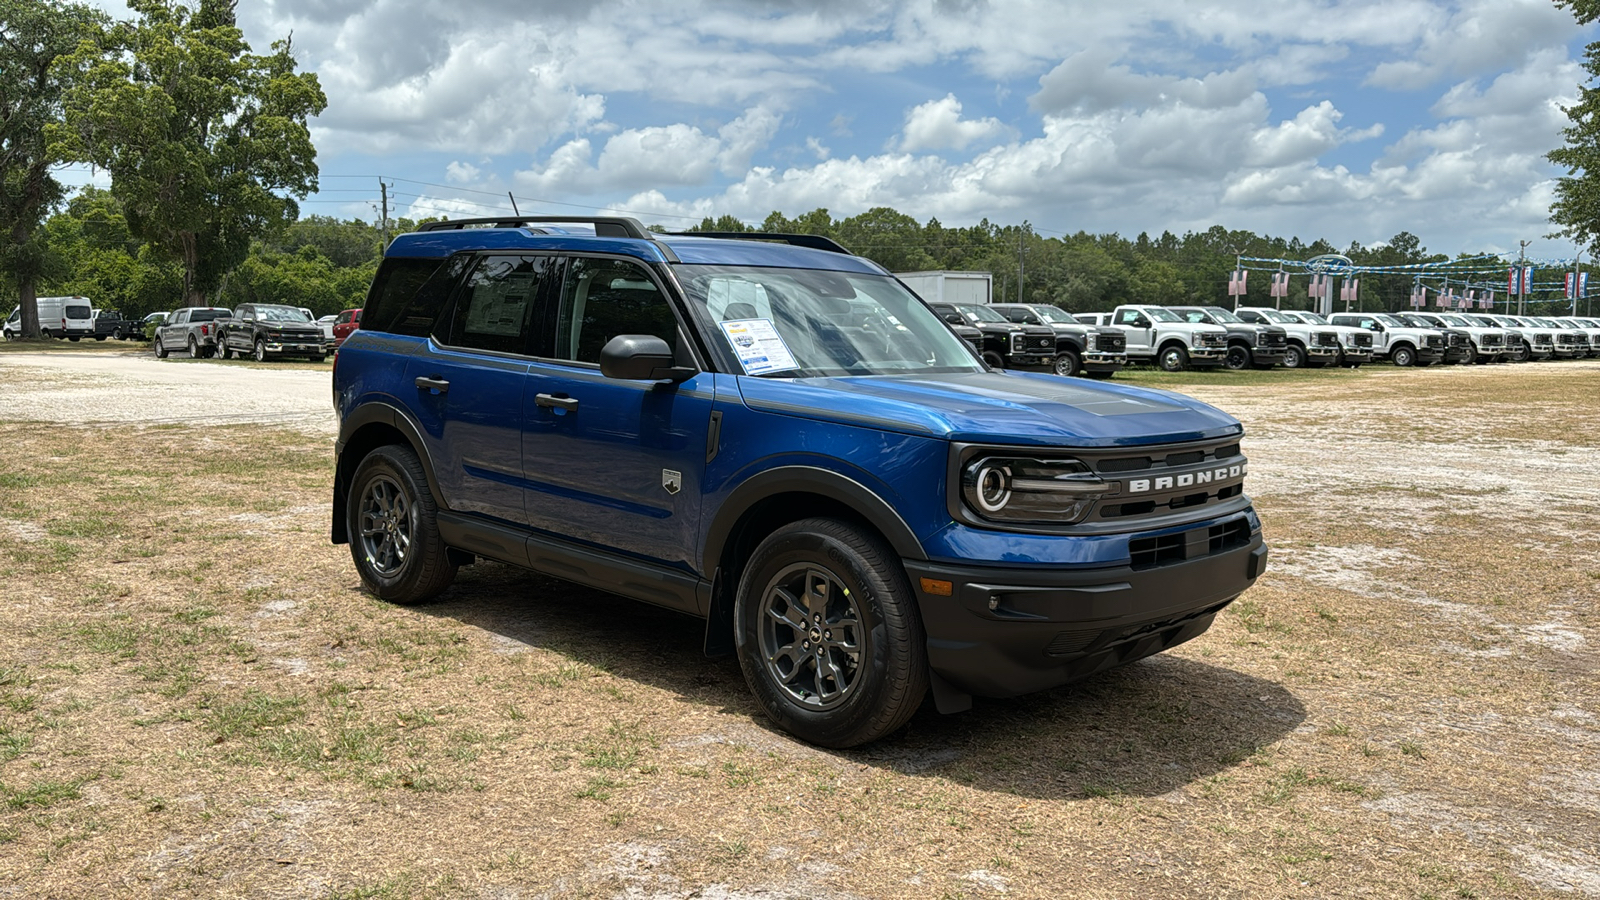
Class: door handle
535,393,579,411
414,375,450,394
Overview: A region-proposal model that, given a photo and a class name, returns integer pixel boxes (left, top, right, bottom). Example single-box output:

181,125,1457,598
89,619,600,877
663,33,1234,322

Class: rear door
404,254,554,526
519,255,715,570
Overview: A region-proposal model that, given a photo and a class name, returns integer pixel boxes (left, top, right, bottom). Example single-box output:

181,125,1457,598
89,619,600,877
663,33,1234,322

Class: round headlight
973,463,1012,513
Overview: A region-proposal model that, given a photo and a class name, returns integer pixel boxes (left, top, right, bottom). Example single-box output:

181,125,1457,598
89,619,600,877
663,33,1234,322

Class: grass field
0,358,1596,898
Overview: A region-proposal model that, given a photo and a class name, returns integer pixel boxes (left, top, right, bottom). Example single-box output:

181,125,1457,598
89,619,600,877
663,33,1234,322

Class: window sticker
719,318,798,375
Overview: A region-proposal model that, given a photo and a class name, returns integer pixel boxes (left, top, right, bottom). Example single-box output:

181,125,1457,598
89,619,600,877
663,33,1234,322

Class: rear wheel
188,337,201,359
347,444,457,604
1051,348,1081,377
734,518,928,748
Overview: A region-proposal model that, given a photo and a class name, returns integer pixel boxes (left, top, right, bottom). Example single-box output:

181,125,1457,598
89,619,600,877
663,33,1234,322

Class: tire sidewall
733,522,921,747
1224,345,1250,370
1052,349,1081,377
346,446,451,604
1393,346,1414,367
1158,345,1186,372
1283,345,1304,368
254,339,267,362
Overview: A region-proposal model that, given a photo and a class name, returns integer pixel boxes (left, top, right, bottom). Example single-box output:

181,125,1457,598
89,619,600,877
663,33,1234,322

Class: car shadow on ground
422,561,1305,801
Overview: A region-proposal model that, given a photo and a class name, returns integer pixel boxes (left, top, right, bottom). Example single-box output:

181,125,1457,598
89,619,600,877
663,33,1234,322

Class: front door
520,256,714,571
1114,308,1155,354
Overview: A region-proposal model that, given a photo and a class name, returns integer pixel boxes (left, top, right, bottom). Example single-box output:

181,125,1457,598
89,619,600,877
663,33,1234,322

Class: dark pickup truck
92,309,146,341
215,303,326,361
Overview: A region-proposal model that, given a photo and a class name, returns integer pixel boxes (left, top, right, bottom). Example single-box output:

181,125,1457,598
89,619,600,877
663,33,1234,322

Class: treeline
26,190,1574,320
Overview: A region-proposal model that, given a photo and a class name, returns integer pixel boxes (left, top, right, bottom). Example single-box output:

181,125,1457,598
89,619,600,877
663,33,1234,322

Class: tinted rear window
190,309,230,322
363,257,450,337
66,306,92,319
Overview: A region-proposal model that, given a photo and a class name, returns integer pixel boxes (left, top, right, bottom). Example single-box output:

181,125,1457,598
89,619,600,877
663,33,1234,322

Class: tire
1157,344,1188,372
1051,348,1081,378
1391,345,1416,367
95,336,107,342
1282,344,1306,369
1513,341,1530,363
254,338,268,362
981,350,1004,369
188,337,201,359
154,337,168,359
68,336,79,342
346,444,457,605
733,517,928,748
310,354,325,363
1224,344,1251,371
1462,345,1477,365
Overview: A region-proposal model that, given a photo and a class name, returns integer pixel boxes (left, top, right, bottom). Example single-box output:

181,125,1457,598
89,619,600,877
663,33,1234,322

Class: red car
332,307,362,345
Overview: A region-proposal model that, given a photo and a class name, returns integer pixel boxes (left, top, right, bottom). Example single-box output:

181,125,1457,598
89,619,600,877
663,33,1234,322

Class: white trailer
894,270,993,306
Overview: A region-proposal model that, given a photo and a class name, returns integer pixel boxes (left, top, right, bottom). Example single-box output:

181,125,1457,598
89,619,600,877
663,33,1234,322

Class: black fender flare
701,465,927,573
332,401,446,543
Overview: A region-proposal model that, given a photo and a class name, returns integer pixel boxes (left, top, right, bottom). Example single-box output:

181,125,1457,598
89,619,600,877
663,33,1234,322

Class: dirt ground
0,348,1596,899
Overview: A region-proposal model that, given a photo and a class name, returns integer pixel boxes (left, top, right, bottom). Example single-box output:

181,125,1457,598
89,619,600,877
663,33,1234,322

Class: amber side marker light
920,578,954,596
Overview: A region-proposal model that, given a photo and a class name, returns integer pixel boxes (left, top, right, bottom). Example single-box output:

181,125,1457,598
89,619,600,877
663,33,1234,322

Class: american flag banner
1309,273,1330,299
1410,284,1426,307
1465,290,1477,308
1270,272,1289,298
1482,289,1494,309
1227,269,1248,296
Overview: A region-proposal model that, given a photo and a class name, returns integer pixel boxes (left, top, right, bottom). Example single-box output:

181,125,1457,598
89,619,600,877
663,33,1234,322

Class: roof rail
415,216,655,240
671,231,855,256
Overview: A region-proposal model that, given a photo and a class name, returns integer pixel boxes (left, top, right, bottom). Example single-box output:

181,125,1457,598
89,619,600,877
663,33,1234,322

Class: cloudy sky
73,0,1599,261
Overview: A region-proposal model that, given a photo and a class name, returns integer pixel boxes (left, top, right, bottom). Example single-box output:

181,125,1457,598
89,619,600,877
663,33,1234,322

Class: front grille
1029,335,1053,351
1315,331,1339,346
1353,332,1373,348
1448,333,1468,348
1425,335,1444,348
1129,518,1252,571
1102,333,1125,351
1484,333,1504,348
1198,332,1226,348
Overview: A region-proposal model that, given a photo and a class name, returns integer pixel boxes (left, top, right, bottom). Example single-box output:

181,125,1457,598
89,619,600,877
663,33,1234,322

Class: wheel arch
332,403,445,544
700,467,926,656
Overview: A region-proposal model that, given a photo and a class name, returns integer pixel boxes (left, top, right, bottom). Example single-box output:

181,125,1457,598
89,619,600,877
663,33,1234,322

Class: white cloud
445,161,481,184
899,94,1012,152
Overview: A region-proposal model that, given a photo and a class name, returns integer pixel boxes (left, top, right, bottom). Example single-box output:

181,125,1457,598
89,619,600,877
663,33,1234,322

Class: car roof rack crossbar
671,231,854,256
416,216,654,240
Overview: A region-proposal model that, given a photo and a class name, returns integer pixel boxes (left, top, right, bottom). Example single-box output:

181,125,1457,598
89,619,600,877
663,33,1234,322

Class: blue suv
332,217,1267,748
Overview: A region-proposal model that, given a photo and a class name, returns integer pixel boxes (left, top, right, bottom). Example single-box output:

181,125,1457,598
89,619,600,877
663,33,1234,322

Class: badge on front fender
662,469,682,495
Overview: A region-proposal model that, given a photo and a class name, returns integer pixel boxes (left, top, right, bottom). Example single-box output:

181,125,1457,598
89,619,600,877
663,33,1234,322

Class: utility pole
1017,224,1028,305
1517,239,1530,315
379,179,391,250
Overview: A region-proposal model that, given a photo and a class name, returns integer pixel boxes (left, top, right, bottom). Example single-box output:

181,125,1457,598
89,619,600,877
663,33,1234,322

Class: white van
1,297,97,340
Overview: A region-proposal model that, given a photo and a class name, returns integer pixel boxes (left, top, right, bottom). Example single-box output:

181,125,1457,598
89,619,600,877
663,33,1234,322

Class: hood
736,370,1242,447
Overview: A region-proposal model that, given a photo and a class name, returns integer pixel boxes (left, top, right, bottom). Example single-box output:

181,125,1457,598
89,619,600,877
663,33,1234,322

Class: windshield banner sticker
720,319,798,375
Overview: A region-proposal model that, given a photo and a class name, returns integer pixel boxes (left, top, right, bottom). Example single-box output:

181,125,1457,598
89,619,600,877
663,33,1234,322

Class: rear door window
66,305,92,319
443,254,553,355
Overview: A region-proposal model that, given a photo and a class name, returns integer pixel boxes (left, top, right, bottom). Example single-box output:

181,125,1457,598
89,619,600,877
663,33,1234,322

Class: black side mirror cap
600,335,694,382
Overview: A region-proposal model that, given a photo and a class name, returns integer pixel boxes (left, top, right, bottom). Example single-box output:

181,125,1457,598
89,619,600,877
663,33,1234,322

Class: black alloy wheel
346,444,457,604
734,518,927,748
1224,345,1251,370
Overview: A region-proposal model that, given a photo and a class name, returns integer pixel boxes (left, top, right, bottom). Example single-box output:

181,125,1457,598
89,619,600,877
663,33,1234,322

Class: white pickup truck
1235,307,1344,369
1104,305,1228,371
1327,312,1447,367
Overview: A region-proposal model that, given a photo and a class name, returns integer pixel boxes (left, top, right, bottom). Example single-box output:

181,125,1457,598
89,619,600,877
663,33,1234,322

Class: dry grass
0,362,1596,898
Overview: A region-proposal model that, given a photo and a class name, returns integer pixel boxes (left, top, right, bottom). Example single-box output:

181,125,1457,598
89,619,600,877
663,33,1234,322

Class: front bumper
264,341,324,355
906,513,1266,698
1083,352,1127,373
1249,348,1286,365
1339,347,1374,363
1006,351,1058,368
1189,346,1227,367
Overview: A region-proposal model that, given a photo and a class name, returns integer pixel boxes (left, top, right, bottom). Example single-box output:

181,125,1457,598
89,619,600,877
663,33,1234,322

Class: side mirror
600,335,694,382
944,313,964,326
1133,316,1150,328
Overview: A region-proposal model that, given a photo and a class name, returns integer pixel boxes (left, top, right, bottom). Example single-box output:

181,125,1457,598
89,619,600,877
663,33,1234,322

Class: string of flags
1238,260,1591,302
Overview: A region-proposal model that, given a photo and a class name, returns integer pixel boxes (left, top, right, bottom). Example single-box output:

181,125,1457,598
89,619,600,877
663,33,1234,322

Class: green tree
49,0,326,306
1550,1,1600,246
0,0,106,338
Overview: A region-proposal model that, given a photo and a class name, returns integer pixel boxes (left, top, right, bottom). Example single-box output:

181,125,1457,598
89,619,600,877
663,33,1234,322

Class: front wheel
254,338,268,362
1391,345,1416,367
734,518,928,748
1282,344,1306,369
1224,345,1251,370
1052,348,1081,378
346,444,457,604
1157,345,1188,372
981,350,1004,369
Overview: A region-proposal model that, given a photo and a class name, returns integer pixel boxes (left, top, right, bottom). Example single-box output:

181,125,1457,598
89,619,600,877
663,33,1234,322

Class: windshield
953,304,1007,324
1205,308,1242,324
1295,311,1328,324
259,306,311,323
1253,308,1291,324
1439,315,1469,326
675,265,982,377
1031,305,1078,324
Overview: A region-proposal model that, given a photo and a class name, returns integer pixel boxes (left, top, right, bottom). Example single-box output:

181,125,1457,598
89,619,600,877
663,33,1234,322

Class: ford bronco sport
332,217,1267,747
